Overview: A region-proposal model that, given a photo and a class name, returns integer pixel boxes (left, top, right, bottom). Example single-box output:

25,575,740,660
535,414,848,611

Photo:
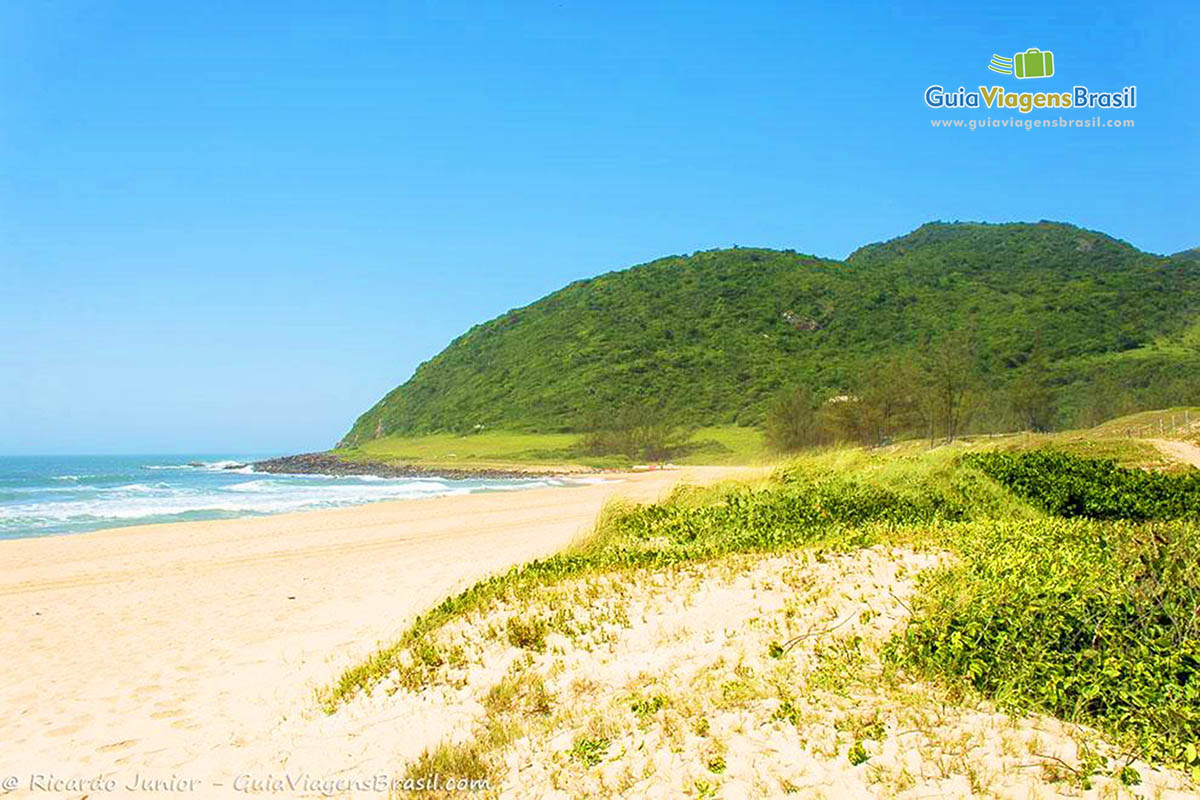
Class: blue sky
1,0,1196,454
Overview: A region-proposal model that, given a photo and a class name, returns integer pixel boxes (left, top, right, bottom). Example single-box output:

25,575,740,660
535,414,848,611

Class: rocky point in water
252,452,558,480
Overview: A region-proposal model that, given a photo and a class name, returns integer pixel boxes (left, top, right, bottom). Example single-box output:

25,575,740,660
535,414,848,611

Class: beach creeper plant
965,449,1200,520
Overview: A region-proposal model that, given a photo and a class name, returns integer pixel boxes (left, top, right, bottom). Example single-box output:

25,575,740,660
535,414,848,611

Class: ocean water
0,455,577,540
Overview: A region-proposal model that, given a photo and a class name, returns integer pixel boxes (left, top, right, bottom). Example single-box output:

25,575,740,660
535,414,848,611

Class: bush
892,517,1200,764
579,403,692,461
892,450,1200,765
967,450,1200,520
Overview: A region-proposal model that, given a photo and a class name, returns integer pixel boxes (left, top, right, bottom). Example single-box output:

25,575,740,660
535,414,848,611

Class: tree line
575,329,1199,459
764,333,1061,451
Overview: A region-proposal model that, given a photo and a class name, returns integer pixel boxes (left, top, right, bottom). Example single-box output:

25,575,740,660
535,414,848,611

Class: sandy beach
0,466,755,798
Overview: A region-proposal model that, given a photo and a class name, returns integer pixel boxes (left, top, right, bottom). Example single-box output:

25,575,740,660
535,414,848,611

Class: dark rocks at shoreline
251,452,559,481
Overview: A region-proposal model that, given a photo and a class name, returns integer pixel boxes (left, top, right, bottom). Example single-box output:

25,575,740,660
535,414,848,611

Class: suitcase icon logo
988,48,1055,79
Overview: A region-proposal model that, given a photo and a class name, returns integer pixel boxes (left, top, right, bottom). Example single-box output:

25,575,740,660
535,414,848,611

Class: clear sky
1,0,1196,454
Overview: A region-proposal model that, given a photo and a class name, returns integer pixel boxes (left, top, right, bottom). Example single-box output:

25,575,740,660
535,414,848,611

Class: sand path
1150,438,1200,468
0,466,756,798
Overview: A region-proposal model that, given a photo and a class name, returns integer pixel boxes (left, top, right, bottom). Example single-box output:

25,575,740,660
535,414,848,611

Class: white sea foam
485,479,557,491
224,480,274,492
7,485,88,495
202,460,247,471
143,460,247,471
1,454,584,538
0,472,529,534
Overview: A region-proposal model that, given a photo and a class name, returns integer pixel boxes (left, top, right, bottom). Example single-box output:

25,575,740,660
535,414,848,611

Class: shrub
892,517,1200,764
504,616,548,651
967,450,1200,520
579,403,692,461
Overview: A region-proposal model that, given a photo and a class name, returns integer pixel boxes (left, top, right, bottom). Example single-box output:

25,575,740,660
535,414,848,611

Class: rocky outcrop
251,452,557,481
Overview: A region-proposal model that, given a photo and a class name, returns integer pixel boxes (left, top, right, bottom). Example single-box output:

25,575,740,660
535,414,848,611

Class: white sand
0,466,755,798
370,547,1196,799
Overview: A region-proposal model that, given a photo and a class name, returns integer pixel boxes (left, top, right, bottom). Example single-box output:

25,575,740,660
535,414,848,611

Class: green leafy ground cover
894,516,1200,770
967,449,1200,519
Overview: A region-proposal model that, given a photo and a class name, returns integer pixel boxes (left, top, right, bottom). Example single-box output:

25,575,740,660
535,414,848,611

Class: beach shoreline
0,464,759,797
0,453,610,541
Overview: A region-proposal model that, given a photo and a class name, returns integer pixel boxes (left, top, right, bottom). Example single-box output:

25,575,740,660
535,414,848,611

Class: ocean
0,454,576,540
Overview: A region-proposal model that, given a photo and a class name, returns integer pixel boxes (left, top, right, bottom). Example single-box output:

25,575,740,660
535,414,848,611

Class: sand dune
0,466,756,798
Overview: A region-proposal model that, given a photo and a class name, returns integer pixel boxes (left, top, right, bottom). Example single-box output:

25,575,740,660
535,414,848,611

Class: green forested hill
342,222,1200,444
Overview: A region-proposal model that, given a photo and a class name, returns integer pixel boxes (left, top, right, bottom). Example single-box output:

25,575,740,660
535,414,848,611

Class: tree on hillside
822,356,921,447
857,356,922,445
765,387,830,452
918,334,979,444
579,401,692,461
1078,371,1136,428
1008,345,1058,432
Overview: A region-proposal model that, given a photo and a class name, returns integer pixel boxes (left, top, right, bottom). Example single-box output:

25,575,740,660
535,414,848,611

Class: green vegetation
336,429,587,469
967,450,1200,519
991,431,1170,469
578,403,693,462
343,222,1200,445
335,425,768,470
629,694,667,719
894,516,1200,767
764,387,832,451
1088,406,1200,439
400,740,490,798
673,425,768,465
569,736,610,767
328,440,1200,775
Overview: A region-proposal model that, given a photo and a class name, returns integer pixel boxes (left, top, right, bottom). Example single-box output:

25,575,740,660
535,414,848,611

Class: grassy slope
330,414,1176,474
1088,405,1200,438
337,430,592,471
985,430,1173,470
335,425,770,471
343,221,1200,443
